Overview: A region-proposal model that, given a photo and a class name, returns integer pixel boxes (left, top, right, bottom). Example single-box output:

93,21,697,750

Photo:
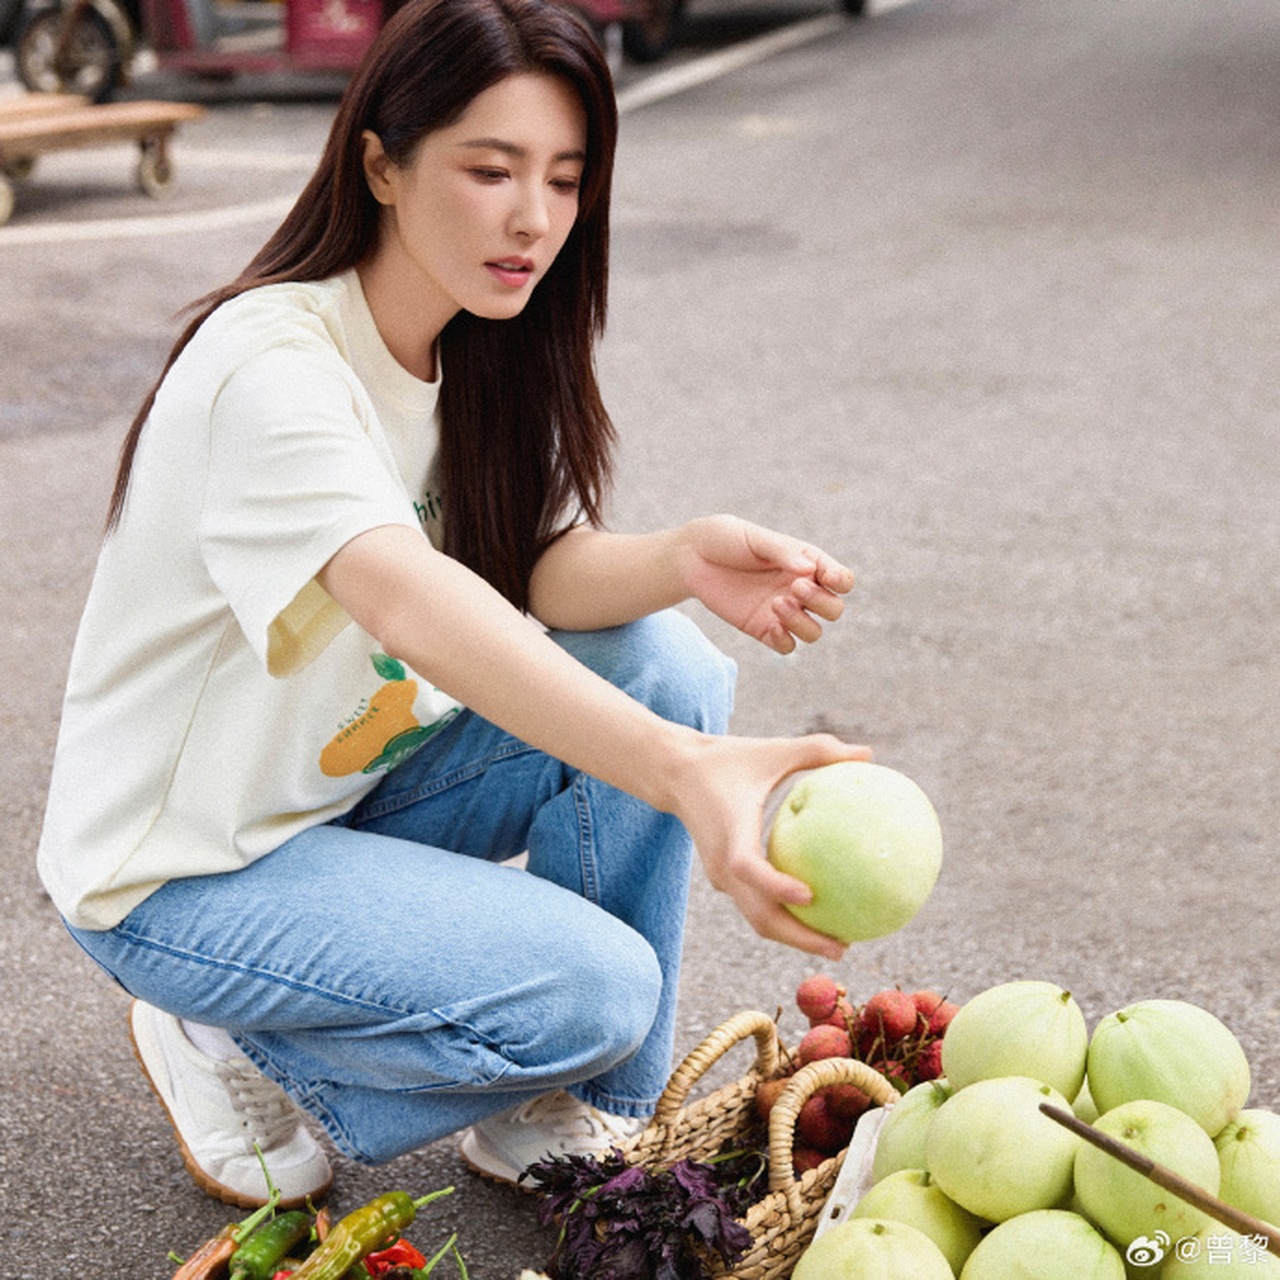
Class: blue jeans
67,610,736,1164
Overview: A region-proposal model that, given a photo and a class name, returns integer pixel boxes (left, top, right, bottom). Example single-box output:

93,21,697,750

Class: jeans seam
572,1082,660,1117
111,924,420,1018
572,775,600,905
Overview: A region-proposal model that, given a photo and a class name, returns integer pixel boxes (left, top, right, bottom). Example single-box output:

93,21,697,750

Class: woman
37,0,867,1210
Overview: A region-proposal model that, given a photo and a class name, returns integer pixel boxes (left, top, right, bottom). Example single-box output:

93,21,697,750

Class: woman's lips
485,257,535,287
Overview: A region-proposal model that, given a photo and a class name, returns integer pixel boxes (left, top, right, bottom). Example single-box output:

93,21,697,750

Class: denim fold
68,609,736,1164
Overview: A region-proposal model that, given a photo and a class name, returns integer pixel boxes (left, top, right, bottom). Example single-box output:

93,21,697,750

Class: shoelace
216,1057,300,1150
509,1090,641,1141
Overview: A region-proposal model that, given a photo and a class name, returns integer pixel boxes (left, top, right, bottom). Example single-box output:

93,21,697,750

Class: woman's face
363,72,588,333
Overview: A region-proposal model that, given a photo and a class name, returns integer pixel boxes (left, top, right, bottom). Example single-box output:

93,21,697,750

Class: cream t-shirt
39,271,463,930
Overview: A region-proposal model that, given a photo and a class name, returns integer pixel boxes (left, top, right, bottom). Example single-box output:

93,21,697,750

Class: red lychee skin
797,1093,854,1154
867,1058,910,1091
926,1000,960,1037
797,1023,852,1066
857,990,918,1059
812,996,857,1033
911,990,945,1022
754,1076,791,1122
863,989,919,1041
795,974,844,1023
914,1040,944,1082
824,1081,873,1122
792,1146,830,1175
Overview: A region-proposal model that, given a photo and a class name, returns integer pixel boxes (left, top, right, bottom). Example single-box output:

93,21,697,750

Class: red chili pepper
364,1239,428,1275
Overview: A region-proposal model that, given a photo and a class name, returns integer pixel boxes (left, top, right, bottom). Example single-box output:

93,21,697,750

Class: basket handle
767,1056,900,1219
649,1009,781,1133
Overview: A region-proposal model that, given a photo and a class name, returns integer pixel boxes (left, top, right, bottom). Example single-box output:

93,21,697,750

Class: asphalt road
2,0,1278,1275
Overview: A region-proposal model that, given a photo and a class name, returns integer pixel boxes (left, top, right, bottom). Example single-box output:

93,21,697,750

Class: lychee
867,1058,910,1091
910,990,945,1020
797,1023,852,1066
926,1000,960,1037
915,1040,944,1081
797,1093,853,1153
795,974,844,1023
857,989,918,1055
792,1146,829,1175
754,1076,791,1122
812,996,857,1033
824,1081,873,1122
866,988,919,1039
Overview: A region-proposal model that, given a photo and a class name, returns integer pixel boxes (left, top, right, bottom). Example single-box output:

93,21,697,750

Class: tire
15,5,122,102
136,139,174,197
622,0,683,63
2,155,37,181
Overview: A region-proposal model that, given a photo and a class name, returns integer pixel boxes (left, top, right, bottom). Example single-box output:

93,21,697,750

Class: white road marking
175,147,319,171
0,194,299,244
0,6,876,246
614,12,846,113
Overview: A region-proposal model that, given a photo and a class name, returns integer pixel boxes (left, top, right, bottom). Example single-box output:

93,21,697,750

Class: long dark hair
108,0,618,611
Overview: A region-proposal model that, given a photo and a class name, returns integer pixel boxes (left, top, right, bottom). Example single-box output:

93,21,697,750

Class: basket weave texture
615,1010,898,1280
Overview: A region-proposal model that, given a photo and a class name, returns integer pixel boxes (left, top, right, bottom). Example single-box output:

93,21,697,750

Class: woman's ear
361,129,396,206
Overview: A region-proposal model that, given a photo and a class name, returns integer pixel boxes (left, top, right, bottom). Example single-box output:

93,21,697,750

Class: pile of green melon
792,981,1280,1279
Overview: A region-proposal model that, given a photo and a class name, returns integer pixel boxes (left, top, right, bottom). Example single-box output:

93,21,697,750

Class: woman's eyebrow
458,137,586,163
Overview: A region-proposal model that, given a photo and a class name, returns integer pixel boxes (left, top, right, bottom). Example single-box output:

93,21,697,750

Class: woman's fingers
773,595,826,646
792,574,846,621
723,823,849,961
738,885,848,962
768,574,848,649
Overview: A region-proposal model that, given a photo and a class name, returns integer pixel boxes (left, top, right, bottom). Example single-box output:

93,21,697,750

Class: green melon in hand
767,762,943,943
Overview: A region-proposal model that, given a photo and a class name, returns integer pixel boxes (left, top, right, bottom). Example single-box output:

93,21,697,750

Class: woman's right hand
319,528,869,960
668,730,873,962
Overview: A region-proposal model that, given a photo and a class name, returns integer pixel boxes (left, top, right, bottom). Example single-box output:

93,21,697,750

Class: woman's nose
510,182,551,240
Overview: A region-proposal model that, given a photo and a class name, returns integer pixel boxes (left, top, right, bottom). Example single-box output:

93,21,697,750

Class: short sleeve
201,343,422,676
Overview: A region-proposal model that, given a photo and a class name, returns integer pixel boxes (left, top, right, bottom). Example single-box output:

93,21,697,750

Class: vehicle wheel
622,0,683,63
136,139,174,197
15,6,122,103
2,155,37,181
840,0,868,13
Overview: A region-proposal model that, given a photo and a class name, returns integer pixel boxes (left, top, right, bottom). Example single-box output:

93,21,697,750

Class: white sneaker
128,999,332,1209
458,1089,643,1188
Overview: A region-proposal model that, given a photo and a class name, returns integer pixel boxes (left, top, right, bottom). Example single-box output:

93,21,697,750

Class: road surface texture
1,0,1276,1274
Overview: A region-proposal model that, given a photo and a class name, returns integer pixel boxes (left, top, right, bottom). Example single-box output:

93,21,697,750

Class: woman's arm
529,514,853,652
527,524,687,628
318,523,867,960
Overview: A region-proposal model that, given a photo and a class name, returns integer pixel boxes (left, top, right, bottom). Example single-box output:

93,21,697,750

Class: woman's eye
470,167,508,182
552,176,581,194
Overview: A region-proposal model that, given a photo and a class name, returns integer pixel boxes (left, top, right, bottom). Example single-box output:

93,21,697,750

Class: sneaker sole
457,1128,534,1193
128,1002,330,1211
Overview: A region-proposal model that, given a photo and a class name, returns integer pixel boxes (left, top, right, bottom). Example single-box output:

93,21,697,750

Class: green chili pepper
284,1189,454,1280
227,1209,314,1280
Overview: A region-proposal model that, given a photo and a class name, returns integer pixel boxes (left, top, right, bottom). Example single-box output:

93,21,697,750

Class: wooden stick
1039,1103,1280,1258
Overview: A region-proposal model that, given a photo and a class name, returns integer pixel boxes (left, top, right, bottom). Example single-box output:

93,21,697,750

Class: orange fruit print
319,653,425,777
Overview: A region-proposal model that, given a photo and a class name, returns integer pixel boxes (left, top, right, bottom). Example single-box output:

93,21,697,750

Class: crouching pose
37,0,866,1209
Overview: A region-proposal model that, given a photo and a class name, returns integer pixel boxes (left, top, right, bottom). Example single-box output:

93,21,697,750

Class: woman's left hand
675,515,854,653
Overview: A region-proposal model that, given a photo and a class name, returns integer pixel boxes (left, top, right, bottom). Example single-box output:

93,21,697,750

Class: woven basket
616,1010,899,1280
